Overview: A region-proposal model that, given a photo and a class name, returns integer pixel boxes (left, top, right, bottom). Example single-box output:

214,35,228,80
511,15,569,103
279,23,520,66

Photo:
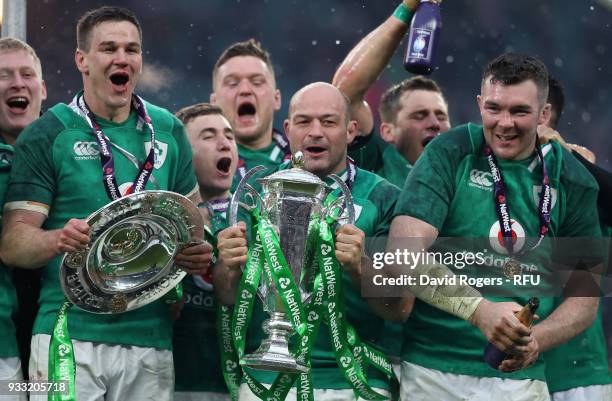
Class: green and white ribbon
318,219,387,401
48,301,76,401
258,217,307,337
225,208,397,401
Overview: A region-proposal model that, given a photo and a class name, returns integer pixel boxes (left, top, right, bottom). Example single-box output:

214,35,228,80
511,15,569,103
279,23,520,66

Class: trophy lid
257,151,326,187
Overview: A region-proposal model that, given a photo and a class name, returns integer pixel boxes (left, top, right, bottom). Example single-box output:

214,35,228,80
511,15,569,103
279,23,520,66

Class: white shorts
174,391,231,401
238,382,390,401
29,333,174,401
0,357,27,401
400,361,550,401
551,384,612,401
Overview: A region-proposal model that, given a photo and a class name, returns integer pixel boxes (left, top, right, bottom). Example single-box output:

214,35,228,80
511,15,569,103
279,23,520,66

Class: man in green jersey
332,1,451,188
332,1,452,373
388,53,602,400
215,82,400,400
0,37,47,401
0,7,212,401
173,103,238,401
538,78,612,401
210,39,291,190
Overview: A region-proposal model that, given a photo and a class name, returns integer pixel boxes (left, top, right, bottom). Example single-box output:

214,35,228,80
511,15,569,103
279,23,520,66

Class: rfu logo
469,169,493,191
73,141,99,158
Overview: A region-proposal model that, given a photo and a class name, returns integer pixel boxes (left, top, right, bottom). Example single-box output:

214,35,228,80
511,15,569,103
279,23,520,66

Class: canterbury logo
73,141,100,157
469,169,493,188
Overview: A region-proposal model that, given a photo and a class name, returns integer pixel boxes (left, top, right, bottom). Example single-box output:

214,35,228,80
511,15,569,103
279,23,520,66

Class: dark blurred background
3,0,610,167
2,0,612,373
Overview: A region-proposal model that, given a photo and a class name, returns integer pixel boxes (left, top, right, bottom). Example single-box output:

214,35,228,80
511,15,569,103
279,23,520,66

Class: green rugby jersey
545,221,612,392
231,129,290,193
348,130,412,189
0,138,19,358
6,99,198,350
394,123,602,380
544,304,611,392
242,163,399,390
174,201,230,393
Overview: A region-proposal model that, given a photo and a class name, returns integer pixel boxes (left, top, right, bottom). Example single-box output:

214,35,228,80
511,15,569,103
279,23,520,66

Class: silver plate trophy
229,152,354,373
60,190,204,314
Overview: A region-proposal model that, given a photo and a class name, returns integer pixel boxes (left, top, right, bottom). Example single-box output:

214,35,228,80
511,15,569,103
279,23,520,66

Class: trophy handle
325,174,355,225
229,166,266,226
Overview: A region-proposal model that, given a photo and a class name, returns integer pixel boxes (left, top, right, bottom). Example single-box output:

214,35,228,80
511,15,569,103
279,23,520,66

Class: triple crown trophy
230,152,354,373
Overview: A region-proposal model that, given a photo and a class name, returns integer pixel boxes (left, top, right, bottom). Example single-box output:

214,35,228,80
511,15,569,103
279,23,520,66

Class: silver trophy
60,190,204,314
229,152,354,373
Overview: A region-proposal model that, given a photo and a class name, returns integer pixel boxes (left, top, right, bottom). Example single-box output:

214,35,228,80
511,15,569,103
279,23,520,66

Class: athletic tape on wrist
407,263,483,320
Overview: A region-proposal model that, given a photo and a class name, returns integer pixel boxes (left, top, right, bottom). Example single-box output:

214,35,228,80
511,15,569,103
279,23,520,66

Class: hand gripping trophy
229,151,355,374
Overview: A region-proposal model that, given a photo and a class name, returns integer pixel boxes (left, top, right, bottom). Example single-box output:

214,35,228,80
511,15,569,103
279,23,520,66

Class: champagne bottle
403,0,442,75
483,297,539,369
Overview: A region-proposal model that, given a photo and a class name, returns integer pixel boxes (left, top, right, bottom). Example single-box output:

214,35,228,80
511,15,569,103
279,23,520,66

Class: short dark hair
175,103,224,125
212,39,275,86
482,53,549,105
76,6,142,51
546,76,565,129
379,76,446,123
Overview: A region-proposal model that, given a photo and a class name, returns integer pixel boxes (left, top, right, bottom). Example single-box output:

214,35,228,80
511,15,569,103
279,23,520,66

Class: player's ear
380,122,396,144
346,119,358,145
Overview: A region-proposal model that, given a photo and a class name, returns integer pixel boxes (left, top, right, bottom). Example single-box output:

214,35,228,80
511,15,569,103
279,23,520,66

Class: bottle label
409,28,433,60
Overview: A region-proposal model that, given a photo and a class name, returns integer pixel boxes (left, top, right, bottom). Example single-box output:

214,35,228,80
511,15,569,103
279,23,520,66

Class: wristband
392,3,414,24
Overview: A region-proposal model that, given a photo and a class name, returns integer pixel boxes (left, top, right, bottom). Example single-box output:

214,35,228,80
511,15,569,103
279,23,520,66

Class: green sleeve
347,129,389,173
558,151,602,238
554,150,603,269
371,179,400,237
170,116,198,196
6,112,62,206
392,134,459,230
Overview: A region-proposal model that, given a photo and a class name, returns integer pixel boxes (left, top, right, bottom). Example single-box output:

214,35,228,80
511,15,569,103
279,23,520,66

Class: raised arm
332,1,419,135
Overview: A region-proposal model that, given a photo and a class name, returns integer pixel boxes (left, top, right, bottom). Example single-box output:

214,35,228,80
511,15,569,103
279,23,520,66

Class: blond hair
0,37,43,78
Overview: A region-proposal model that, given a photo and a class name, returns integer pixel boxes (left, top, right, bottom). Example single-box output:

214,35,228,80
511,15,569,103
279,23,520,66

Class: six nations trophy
229,151,354,373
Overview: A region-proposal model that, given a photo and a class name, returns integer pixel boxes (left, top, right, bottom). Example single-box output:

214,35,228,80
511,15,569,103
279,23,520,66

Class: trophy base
240,312,309,374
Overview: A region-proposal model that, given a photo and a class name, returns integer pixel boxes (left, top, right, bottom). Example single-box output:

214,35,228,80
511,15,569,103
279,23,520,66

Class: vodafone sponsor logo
488,219,525,255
